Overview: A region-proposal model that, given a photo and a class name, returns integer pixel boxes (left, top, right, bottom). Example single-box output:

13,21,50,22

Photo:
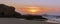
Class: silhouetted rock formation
22,15,48,21
0,4,21,17
0,4,48,21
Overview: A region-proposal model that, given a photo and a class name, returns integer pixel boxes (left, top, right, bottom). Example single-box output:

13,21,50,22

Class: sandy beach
0,18,59,24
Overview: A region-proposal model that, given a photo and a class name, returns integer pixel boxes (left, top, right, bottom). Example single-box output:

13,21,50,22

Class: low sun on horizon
26,7,44,15
18,6,48,15
27,7,39,13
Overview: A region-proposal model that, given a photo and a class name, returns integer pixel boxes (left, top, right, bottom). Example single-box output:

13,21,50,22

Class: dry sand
0,18,59,24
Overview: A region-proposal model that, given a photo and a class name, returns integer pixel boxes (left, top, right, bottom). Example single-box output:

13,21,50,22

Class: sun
27,7,40,13
19,6,45,15
29,8,38,13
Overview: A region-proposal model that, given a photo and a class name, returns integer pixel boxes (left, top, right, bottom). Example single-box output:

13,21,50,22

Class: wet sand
0,18,59,24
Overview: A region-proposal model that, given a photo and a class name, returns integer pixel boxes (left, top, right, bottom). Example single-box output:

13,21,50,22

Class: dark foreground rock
21,15,48,21
0,4,21,18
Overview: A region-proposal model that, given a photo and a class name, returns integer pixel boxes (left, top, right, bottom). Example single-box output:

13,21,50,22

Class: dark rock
0,4,21,18
22,15,48,20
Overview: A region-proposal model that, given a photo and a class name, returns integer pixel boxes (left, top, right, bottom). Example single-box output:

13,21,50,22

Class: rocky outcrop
0,4,21,17
23,15,48,21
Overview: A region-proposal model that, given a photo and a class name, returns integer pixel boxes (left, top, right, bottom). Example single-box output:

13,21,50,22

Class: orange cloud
15,6,60,15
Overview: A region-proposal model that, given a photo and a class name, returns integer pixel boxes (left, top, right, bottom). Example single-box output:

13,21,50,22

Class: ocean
42,15,60,23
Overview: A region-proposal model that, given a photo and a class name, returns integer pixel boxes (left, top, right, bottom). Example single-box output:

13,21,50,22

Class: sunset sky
0,0,60,15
